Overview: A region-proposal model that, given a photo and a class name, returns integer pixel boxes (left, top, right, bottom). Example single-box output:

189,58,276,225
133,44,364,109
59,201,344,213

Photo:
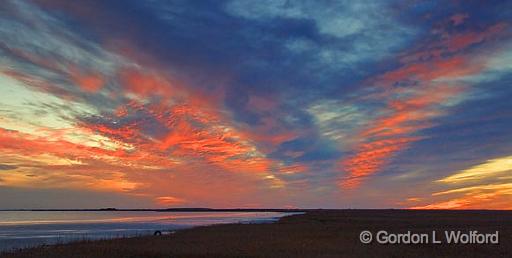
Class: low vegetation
3,210,511,257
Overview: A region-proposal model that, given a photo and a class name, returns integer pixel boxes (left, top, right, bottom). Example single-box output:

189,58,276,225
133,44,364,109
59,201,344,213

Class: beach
2,210,511,257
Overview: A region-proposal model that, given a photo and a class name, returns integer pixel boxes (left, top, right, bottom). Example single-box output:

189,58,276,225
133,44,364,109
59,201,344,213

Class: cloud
338,20,510,188
1,0,512,209
0,164,17,170
0,0,298,207
411,183,512,210
225,0,415,72
439,155,512,183
155,196,186,206
410,154,512,209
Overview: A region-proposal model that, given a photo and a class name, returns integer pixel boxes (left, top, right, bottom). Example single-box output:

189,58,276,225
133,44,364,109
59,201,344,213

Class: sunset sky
1,0,511,209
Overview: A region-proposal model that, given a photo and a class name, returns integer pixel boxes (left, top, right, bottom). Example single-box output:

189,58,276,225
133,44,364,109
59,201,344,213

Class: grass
2,210,511,257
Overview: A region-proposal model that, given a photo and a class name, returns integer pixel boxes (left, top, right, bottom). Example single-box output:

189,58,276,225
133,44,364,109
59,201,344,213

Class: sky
0,0,511,209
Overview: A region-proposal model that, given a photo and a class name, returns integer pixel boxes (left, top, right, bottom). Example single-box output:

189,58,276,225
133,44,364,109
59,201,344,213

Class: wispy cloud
411,155,512,209
338,19,509,188
1,0,512,208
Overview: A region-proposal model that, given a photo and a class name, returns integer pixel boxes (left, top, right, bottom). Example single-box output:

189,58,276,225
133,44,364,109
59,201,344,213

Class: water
0,211,291,252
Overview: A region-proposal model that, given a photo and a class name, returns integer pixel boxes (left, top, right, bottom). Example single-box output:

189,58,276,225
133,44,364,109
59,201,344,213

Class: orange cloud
86,67,290,192
397,22,506,64
409,156,512,210
338,23,505,188
341,137,419,188
411,184,512,210
70,72,104,92
121,69,175,98
340,83,463,188
155,196,186,206
381,56,482,84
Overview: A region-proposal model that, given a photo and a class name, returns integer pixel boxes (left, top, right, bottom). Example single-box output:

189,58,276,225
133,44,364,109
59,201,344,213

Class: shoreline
0,211,292,253
2,210,512,257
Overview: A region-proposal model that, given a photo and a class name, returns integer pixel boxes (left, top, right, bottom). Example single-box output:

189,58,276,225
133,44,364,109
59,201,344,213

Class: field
2,210,512,257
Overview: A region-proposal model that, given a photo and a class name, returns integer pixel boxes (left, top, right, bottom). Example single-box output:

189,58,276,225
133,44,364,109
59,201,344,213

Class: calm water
0,211,291,252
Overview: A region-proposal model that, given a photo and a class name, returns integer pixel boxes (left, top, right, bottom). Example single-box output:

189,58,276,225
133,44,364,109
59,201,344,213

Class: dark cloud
0,164,17,170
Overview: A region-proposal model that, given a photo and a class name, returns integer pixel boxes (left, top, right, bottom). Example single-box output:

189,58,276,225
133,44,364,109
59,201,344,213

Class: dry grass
2,210,512,257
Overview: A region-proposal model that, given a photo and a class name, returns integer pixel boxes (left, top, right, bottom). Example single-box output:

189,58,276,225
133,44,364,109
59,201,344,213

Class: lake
0,211,292,252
